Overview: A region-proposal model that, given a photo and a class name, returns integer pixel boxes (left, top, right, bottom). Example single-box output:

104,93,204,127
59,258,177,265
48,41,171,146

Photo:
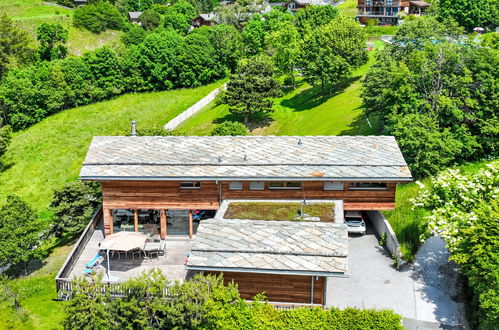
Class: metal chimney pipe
131,120,137,136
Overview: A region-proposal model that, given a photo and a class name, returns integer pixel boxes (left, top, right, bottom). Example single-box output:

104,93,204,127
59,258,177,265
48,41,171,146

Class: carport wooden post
160,209,167,240
109,209,114,235
134,209,138,232
189,210,193,239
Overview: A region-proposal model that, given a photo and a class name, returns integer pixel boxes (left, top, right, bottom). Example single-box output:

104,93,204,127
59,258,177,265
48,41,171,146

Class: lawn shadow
0,158,14,174
280,76,362,112
338,110,382,136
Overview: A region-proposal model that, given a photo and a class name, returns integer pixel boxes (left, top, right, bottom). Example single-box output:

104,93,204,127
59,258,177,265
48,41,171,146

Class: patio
67,222,194,283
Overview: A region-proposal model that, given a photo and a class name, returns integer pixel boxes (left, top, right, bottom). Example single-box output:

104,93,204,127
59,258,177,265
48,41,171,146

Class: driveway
326,222,467,329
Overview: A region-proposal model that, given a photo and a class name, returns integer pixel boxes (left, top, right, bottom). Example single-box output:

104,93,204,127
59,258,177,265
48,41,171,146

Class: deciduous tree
37,23,68,61
0,14,34,79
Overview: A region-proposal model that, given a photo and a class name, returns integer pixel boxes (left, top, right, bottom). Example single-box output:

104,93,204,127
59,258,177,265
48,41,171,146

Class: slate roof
186,219,348,275
128,12,142,19
80,136,412,181
409,0,430,7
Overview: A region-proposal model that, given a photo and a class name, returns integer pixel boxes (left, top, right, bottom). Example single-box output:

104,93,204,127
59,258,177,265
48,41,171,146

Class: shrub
50,181,102,237
139,9,161,31
366,18,379,26
0,124,12,157
73,2,125,33
121,24,147,45
210,121,249,136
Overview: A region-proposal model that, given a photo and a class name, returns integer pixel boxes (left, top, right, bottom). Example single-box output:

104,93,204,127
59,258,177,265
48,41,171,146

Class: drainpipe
216,180,222,204
131,120,137,136
310,276,314,305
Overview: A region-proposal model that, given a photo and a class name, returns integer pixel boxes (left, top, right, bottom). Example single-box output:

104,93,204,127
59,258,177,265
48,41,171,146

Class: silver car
344,211,366,235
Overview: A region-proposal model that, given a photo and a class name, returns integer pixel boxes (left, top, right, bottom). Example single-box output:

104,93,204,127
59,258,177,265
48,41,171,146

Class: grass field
1,0,123,56
179,41,383,136
337,0,357,17
0,81,223,210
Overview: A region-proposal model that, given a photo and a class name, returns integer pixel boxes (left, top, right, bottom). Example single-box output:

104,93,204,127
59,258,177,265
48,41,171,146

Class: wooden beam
160,209,167,240
134,209,138,232
109,209,114,235
189,209,193,239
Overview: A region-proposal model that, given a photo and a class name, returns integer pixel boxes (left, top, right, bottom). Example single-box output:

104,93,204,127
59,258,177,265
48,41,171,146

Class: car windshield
346,219,362,225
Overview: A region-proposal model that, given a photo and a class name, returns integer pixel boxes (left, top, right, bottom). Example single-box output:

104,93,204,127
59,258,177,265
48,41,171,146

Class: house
283,0,331,12
193,13,216,27
128,11,143,24
67,135,411,304
73,0,87,6
356,0,431,25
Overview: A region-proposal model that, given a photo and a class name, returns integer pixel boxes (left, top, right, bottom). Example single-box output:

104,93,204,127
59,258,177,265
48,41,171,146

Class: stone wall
366,210,403,268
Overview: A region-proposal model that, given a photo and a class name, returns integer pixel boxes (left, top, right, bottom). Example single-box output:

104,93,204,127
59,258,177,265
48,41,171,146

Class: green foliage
0,195,43,270
162,0,197,34
267,22,300,86
435,0,498,31
223,56,282,123
139,9,161,31
125,0,154,11
209,24,244,73
83,46,125,99
210,121,249,135
113,125,183,136
50,181,102,237
121,24,147,45
242,15,266,55
63,271,403,329
362,19,498,178
0,125,12,158
73,2,125,33
0,13,34,80
37,23,68,61
300,15,368,94
412,163,499,328
365,18,379,26
186,0,214,13
294,4,339,33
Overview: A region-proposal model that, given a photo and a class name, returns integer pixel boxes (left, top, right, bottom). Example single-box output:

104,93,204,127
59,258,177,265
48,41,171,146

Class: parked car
344,211,366,235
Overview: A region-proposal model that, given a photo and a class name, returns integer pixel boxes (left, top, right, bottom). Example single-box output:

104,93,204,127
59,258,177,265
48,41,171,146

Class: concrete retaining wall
164,83,226,131
366,210,403,268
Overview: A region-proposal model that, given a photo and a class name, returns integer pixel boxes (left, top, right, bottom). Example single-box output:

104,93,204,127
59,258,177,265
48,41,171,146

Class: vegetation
362,16,498,178
50,181,102,237
0,124,12,157
0,13,34,79
411,162,498,329
225,202,335,222
73,2,125,34
435,0,498,31
37,23,68,61
210,121,249,136
64,271,403,329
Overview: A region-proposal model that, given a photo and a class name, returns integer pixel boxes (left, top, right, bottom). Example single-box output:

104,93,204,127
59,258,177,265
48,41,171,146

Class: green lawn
337,0,357,18
179,41,383,136
225,202,335,222
1,0,123,56
384,161,493,262
0,81,223,210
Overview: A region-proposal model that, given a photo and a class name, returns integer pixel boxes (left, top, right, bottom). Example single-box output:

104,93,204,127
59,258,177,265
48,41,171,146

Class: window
268,181,302,190
324,182,344,191
366,0,371,5
229,181,243,190
349,182,388,190
249,181,264,190
386,0,392,5
180,181,201,190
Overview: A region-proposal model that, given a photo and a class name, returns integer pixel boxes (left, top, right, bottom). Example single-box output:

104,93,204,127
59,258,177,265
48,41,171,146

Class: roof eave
185,265,347,277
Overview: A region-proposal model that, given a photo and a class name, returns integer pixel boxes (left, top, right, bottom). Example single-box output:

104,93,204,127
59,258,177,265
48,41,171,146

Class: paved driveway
326,223,467,329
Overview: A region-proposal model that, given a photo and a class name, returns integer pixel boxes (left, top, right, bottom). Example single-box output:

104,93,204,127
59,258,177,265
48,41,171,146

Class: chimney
131,120,137,136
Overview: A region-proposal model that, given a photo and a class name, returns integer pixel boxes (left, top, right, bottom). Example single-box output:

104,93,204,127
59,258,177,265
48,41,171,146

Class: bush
366,18,379,26
139,9,161,31
121,24,147,45
50,181,102,237
73,2,125,33
210,121,249,136
0,124,12,157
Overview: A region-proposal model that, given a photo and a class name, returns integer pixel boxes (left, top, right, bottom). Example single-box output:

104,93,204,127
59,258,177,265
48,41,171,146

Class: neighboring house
73,0,87,6
128,11,143,24
356,0,430,25
193,13,216,27
283,0,330,12
68,135,411,305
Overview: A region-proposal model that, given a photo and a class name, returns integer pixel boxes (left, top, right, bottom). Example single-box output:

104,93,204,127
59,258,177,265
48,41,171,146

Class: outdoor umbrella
473,27,485,33
99,231,149,280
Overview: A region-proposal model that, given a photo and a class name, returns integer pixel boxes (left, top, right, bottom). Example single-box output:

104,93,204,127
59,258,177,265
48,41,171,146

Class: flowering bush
412,162,499,328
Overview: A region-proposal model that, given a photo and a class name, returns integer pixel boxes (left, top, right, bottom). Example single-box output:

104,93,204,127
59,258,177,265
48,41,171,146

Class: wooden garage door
205,271,325,305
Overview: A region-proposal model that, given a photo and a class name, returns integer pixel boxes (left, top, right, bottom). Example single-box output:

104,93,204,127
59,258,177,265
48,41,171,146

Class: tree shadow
280,76,363,112
338,110,382,136
0,158,14,174
212,112,275,132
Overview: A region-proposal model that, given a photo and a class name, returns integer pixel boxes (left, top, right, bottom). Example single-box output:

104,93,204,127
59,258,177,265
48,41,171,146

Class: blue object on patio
85,253,101,268
83,268,94,275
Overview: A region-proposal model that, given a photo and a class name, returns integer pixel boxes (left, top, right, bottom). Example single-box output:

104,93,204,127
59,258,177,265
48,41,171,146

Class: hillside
179,41,383,135
1,0,123,55
0,81,224,210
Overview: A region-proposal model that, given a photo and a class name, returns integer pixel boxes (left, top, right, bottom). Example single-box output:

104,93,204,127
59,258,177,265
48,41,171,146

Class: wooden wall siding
206,271,325,305
101,181,220,210
220,181,397,205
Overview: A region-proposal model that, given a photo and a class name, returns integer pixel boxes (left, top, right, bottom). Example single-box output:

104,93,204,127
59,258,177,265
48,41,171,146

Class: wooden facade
99,180,400,236
205,271,326,305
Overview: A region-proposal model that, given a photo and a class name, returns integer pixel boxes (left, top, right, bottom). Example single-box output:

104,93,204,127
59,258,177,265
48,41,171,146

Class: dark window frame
268,181,302,190
348,182,388,190
180,181,201,190
229,181,243,191
249,181,265,191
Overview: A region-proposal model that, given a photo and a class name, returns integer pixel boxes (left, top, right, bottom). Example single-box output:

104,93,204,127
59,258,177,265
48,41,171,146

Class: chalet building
73,135,411,305
73,0,87,6
283,0,330,12
193,13,216,27
356,0,430,25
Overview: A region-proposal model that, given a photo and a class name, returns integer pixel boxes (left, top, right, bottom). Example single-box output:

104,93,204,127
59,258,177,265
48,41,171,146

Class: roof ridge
190,247,347,258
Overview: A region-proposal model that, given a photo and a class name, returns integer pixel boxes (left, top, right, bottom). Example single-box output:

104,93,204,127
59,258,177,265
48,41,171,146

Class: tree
0,14,34,79
37,23,68,61
241,15,266,55
210,121,249,135
0,195,42,271
162,0,197,35
266,22,300,87
223,56,282,124
73,2,125,33
209,24,243,73
294,4,338,33
121,24,147,45
125,0,154,11
139,9,161,31
300,16,367,94
0,124,12,157
50,181,102,237
436,0,498,31
83,47,124,99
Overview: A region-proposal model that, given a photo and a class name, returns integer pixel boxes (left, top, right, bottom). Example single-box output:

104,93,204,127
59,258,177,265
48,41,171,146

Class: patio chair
144,243,160,259
85,253,103,269
84,268,95,276
159,240,167,256
131,248,143,260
